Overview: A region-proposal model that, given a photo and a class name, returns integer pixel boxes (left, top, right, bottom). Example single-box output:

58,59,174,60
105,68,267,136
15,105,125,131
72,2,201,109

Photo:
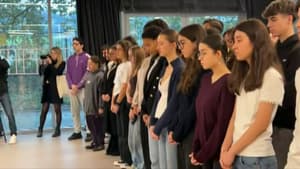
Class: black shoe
68,132,82,140
84,133,92,142
85,144,95,150
52,129,60,137
37,129,43,138
93,145,105,151
85,142,97,150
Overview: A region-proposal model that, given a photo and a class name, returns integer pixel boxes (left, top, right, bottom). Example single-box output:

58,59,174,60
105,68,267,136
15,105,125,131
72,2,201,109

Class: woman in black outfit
37,47,65,138
102,46,119,155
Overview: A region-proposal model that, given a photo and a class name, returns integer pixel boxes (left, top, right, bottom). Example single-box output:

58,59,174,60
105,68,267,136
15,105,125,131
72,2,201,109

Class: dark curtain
76,0,121,56
122,0,242,13
245,0,273,20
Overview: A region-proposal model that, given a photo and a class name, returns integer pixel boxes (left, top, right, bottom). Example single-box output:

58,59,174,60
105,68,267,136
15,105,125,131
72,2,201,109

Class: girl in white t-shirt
111,39,132,167
220,19,284,169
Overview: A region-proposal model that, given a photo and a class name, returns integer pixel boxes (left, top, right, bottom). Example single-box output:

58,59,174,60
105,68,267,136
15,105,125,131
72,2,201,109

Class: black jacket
141,55,167,116
0,58,9,96
273,34,300,129
101,62,118,99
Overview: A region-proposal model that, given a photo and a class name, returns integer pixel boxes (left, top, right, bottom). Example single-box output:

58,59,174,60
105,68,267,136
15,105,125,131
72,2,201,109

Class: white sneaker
113,160,124,166
119,163,131,169
8,134,17,144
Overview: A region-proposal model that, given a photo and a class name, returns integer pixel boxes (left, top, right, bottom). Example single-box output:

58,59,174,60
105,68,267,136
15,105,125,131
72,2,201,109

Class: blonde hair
129,45,145,77
51,47,63,68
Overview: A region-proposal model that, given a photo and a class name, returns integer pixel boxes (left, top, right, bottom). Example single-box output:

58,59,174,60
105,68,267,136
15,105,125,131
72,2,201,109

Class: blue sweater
149,56,185,126
153,69,205,139
159,70,204,142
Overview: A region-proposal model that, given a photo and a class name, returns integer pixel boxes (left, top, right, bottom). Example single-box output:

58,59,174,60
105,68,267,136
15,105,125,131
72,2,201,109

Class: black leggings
38,103,62,130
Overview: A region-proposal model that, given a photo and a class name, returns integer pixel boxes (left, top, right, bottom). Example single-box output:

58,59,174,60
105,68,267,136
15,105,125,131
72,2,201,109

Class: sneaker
93,144,105,151
68,132,82,141
120,163,131,169
8,134,17,144
113,160,125,166
84,133,92,142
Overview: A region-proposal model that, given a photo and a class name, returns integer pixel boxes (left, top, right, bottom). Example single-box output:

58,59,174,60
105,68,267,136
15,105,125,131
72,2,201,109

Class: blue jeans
159,129,177,169
233,156,277,169
148,128,160,169
128,116,144,169
0,93,17,135
149,128,178,169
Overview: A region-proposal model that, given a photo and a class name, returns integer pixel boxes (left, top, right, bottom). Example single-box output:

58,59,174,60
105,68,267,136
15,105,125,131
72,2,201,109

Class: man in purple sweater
66,37,91,141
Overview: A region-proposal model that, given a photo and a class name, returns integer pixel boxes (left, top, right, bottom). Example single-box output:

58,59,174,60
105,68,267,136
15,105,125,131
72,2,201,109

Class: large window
0,0,78,131
122,13,241,45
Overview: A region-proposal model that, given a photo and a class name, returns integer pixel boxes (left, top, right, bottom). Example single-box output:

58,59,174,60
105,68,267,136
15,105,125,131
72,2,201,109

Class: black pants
140,116,151,169
86,114,104,146
107,134,119,155
178,130,202,169
116,98,132,165
201,160,221,169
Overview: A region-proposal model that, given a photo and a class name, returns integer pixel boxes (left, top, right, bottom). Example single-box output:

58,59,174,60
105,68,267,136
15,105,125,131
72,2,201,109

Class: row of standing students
105,1,300,167
32,0,300,168
101,17,282,169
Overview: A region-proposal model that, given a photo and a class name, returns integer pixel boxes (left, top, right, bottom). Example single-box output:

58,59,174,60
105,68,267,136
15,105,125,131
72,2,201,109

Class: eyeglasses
72,42,80,46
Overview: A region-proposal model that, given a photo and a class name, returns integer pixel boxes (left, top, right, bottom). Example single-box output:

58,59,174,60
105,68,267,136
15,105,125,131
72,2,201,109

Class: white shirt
147,56,160,80
154,76,170,119
132,57,151,109
285,68,300,168
233,67,284,157
107,61,117,78
113,61,131,96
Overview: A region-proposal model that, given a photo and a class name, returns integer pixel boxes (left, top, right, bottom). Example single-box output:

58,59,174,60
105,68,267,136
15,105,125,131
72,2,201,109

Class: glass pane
189,15,239,33
51,0,77,60
0,0,78,132
128,15,182,45
0,0,49,74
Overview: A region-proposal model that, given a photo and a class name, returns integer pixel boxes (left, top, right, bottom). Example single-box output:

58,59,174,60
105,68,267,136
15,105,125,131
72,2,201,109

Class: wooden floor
0,130,119,168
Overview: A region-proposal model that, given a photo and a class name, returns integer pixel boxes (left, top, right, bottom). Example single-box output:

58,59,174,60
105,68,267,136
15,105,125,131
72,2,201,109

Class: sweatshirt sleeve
192,119,201,153
194,83,235,163
77,72,88,89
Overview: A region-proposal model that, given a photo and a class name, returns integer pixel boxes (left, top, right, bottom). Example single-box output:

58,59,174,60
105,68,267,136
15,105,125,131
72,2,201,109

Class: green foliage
129,16,182,45
128,15,239,45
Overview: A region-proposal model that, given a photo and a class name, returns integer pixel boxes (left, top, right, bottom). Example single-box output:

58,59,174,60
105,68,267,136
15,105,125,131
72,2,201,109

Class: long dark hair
177,24,207,94
116,40,132,60
228,19,283,94
201,34,227,61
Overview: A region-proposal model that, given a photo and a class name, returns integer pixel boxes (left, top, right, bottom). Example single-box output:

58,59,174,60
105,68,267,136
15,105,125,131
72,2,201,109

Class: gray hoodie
79,69,104,115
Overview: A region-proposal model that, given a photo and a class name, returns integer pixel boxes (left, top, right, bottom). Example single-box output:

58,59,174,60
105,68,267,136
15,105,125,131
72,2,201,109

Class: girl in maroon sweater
190,34,235,169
